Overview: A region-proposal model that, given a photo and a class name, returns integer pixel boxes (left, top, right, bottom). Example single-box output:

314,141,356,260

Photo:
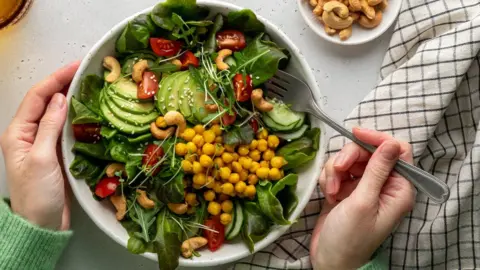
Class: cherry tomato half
233,73,253,102
72,123,101,143
249,119,259,133
216,30,247,51
142,144,165,175
150,38,182,57
204,216,225,252
95,177,120,198
137,71,159,100
180,51,199,70
222,111,237,126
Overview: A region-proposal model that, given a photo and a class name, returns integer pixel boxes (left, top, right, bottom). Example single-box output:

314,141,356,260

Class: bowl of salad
62,0,326,269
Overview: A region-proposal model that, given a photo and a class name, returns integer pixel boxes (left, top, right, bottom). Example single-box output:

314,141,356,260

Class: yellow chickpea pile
174,124,287,225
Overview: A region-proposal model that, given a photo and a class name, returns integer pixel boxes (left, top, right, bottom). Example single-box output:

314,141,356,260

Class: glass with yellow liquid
0,0,33,29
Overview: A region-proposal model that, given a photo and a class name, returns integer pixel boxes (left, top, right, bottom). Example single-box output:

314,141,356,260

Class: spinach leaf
205,14,224,53
257,181,290,225
155,170,185,204
69,154,105,186
186,197,207,238
129,201,161,243
71,97,102,124
121,219,141,234
125,157,142,180
227,9,265,34
153,209,182,270
150,0,209,31
72,141,112,161
272,174,298,219
108,135,143,163
242,202,271,253
116,14,156,53
100,126,117,139
79,75,103,115
127,236,147,254
234,33,289,86
223,124,255,146
277,128,320,170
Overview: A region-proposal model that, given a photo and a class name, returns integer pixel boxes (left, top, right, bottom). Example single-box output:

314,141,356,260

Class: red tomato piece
222,111,237,126
137,71,159,100
180,51,199,70
150,38,182,57
204,216,225,252
249,119,259,133
216,30,247,51
142,144,165,175
72,123,101,143
233,73,253,102
95,177,120,198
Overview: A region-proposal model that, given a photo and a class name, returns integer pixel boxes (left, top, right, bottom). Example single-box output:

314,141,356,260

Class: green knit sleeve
358,249,388,270
0,199,72,270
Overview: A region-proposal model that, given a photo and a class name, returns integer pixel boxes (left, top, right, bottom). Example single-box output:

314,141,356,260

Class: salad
69,1,320,269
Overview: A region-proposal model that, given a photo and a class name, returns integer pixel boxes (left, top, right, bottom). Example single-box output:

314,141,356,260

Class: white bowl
61,0,327,267
297,0,402,45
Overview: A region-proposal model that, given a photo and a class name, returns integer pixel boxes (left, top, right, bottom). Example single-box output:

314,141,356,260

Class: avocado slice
191,86,208,123
105,89,155,115
165,71,189,112
100,92,150,135
178,76,195,122
111,78,142,101
104,93,158,125
156,72,181,115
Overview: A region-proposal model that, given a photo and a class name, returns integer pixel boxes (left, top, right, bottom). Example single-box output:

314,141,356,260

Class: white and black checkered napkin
232,1,480,269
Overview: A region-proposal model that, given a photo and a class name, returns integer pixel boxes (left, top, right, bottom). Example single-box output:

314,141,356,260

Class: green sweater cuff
358,250,388,270
0,200,72,270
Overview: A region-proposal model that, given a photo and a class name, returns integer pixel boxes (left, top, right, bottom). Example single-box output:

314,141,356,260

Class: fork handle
309,102,450,204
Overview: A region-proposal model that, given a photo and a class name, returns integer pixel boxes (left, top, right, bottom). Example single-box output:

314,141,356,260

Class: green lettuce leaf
71,97,102,124
241,202,271,253
150,0,209,31
116,14,156,53
79,75,104,115
153,209,182,270
227,9,265,34
277,128,320,170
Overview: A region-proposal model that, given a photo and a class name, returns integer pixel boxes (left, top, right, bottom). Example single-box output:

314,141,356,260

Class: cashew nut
155,116,167,128
103,56,121,83
313,0,326,15
251,89,274,112
378,0,388,11
360,0,375,19
106,163,126,178
181,237,208,258
215,49,233,71
132,60,149,83
358,10,382,28
167,203,188,215
110,195,126,221
309,0,318,7
349,0,361,11
325,24,337,35
367,0,383,5
323,1,350,19
150,122,175,139
339,26,353,40
136,190,155,209
350,12,361,21
322,10,354,30
205,104,219,113
164,111,186,134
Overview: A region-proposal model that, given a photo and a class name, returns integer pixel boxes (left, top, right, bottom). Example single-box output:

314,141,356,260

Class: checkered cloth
233,0,480,269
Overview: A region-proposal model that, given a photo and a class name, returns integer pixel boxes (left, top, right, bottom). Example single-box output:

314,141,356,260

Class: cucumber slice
226,201,243,240
263,114,300,132
275,125,309,141
225,202,236,237
266,101,305,127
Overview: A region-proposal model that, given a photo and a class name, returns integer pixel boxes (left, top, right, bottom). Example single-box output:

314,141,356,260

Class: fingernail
49,93,65,109
380,141,400,161
334,153,346,167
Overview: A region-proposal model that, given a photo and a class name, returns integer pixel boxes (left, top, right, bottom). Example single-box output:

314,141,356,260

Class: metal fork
265,70,450,204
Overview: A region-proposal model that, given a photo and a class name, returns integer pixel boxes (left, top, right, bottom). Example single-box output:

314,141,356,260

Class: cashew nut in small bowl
164,111,187,135
103,56,121,83
350,12,361,21
358,10,383,28
167,203,188,215
360,0,376,19
378,0,388,11
348,0,361,11
136,189,155,209
339,26,353,41
132,59,149,83
309,0,318,7
251,89,274,112
181,237,208,258
150,122,175,140
312,0,326,16
324,24,337,35
106,163,126,178
367,0,383,6
322,9,354,30
323,1,350,19
110,195,127,221
215,49,233,71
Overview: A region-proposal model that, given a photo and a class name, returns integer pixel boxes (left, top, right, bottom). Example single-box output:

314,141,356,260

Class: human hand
0,61,80,231
310,128,415,270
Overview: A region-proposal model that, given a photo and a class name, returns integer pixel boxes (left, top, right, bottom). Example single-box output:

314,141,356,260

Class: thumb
355,140,400,201
33,93,67,153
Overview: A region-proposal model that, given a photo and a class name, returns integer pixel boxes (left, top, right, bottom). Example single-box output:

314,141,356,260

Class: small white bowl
62,0,327,267
297,0,402,45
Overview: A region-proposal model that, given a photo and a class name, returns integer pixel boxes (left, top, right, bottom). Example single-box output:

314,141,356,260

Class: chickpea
203,130,216,144
240,157,253,170
207,201,221,216
219,167,231,180
213,181,223,193
214,144,224,156
256,167,269,179
271,156,286,169
206,176,215,189
262,149,275,161
257,129,268,140
231,161,243,173
215,136,223,144
221,200,233,213
239,169,249,181
211,124,222,136
221,182,234,195
202,143,215,156
220,213,232,225
192,183,203,190
185,153,196,162
237,145,250,156
186,142,197,153
249,139,259,150
193,124,205,135
232,153,239,161
199,155,213,168
249,150,261,161
181,160,193,173
260,160,270,168
267,135,280,149
214,157,224,168
235,181,247,193
257,139,268,152
192,161,203,174
269,168,282,180
228,173,240,184
221,152,234,164
192,134,205,148
204,190,216,201
244,185,257,197
193,174,207,185
224,144,235,153
248,174,259,185
181,128,196,141
249,161,260,173
185,193,198,206
175,143,188,156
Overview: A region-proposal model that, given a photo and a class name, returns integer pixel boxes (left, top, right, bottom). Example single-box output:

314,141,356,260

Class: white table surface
0,0,392,269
